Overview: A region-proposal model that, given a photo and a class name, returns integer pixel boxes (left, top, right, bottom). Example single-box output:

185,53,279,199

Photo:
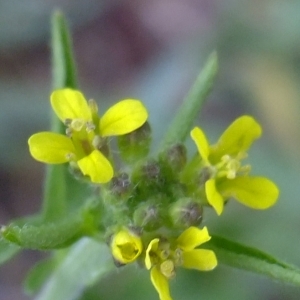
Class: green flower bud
133,201,163,231
169,198,203,229
109,173,131,197
160,143,187,173
131,160,165,200
117,121,151,164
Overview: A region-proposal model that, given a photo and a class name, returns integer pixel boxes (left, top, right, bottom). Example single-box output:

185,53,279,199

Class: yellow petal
150,266,172,300
100,99,148,137
205,179,224,215
218,176,279,209
145,238,160,270
210,115,262,161
182,249,217,271
111,229,143,264
190,127,210,162
28,132,75,163
77,150,113,183
176,227,211,251
50,89,92,122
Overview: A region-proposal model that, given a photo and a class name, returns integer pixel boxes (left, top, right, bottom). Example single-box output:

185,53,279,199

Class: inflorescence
28,88,279,300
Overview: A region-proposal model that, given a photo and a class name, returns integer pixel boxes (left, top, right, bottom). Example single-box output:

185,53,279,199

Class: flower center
215,152,251,179
64,118,96,159
147,240,185,279
160,260,175,279
118,242,140,261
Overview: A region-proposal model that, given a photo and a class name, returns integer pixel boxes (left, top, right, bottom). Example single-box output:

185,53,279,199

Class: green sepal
117,122,152,164
159,51,218,150
208,235,300,286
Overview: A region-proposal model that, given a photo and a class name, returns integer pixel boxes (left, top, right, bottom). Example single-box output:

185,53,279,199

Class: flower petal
176,227,211,251
77,150,113,183
218,176,279,209
182,249,217,271
150,266,172,300
190,127,210,162
28,132,75,163
210,115,262,161
111,229,142,264
100,99,148,137
205,179,224,215
145,238,160,270
50,89,92,122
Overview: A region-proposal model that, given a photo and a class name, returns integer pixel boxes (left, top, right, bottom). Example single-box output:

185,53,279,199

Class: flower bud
110,228,143,266
169,198,203,229
131,160,164,195
117,122,151,164
133,202,162,231
109,173,131,197
160,143,187,173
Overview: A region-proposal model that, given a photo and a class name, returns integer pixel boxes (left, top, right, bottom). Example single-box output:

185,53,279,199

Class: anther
65,128,73,137
160,260,176,279
71,119,85,131
88,99,98,114
86,121,96,133
64,118,72,126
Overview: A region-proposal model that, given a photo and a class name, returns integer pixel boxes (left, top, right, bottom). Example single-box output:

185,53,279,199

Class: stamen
160,249,170,260
226,159,240,179
88,99,98,114
92,135,103,150
65,153,76,160
174,248,183,266
65,128,73,137
71,119,85,131
86,121,96,132
64,118,72,126
216,152,250,179
160,260,176,279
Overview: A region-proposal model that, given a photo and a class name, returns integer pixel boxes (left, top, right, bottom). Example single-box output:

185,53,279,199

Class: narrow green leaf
35,238,114,300
42,11,79,221
24,257,57,295
209,235,300,286
2,196,103,250
159,52,218,150
1,214,84,250
0,237,20,265
51,10,78,92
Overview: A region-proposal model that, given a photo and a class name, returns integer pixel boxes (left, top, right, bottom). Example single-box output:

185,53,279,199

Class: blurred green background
1,0,300,299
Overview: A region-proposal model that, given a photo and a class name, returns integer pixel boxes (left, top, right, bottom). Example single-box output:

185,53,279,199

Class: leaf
1,214,84,250
0,237,20,265
51,10,78,92
159,52,218,150
42,11,80,222
34,238,114,300
208,235,300,286
24,257,57,295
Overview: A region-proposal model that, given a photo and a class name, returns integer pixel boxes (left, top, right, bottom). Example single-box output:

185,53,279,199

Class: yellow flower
111,229,143,265
190,115,279,215
145,226,217,300
28,89,148,183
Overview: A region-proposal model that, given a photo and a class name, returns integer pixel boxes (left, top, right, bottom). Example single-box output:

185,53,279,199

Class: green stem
159,52,218,151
